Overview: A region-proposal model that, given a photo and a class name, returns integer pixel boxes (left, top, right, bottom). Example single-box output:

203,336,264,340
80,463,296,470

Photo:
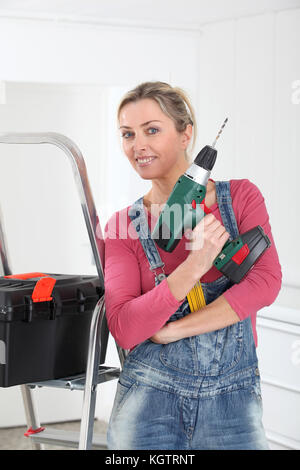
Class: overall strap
128,197,166,284
215,181,239,241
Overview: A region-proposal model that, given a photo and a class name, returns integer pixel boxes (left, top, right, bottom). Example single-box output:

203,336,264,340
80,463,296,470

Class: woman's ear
181,124,193,150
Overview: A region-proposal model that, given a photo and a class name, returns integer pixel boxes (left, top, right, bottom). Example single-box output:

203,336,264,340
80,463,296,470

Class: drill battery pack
0,272,107,387
215,226,271,283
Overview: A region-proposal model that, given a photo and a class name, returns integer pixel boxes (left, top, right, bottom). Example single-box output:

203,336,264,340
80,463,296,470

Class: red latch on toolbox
32,277,56,303
4,272,56,303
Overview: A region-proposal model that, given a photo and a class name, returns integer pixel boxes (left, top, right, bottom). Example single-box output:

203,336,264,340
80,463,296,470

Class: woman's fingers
185,215,231,276
184,215,230,251
193,215,227,238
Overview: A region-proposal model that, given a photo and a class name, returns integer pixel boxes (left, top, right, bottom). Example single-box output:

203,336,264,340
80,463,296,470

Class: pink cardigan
104,179,282,350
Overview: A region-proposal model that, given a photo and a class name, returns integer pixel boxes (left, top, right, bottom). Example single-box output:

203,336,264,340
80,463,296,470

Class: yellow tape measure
186,281,206,312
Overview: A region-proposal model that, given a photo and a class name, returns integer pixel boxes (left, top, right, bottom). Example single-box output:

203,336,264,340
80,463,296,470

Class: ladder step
27,365,120,391
27,428,107,449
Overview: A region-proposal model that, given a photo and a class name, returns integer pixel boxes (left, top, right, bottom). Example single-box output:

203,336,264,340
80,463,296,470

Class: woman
104,81,282,450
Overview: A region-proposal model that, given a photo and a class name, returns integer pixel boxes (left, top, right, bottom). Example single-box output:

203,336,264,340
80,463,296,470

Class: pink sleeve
223,179,282,320
104,213,183,349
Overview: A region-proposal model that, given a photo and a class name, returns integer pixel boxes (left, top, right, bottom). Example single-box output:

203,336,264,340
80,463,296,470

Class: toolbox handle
4,272,49,280
4,272,56,303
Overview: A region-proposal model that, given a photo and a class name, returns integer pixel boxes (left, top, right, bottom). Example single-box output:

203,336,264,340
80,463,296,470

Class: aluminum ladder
0,133,128,449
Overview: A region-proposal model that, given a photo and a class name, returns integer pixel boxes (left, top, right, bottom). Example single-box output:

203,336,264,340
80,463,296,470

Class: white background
0,0,299,450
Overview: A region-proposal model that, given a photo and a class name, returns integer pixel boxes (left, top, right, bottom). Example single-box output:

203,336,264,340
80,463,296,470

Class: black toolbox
0,272,107,387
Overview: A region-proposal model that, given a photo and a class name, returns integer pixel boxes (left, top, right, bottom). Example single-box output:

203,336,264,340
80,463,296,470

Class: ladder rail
0,132,104,282
79,295,104,450
0,204,12,276
20,385,45,450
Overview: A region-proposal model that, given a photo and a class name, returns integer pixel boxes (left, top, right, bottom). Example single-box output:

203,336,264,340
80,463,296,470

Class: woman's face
119,98,192,180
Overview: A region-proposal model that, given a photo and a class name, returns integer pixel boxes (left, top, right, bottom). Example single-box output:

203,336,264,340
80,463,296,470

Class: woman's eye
121,131,133,139
148,127,159,135
121,128,159,138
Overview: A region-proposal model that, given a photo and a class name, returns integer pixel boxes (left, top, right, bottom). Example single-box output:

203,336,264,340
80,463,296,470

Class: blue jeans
108,358,267,450
107,181,269,450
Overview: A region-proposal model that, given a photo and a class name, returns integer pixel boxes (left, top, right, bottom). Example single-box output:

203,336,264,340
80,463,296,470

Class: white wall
257,306,300,449
197,11,300,306
0,17,201,427
0,5,299,449
196,9,300,449
0,81,107,425
0,82,106,274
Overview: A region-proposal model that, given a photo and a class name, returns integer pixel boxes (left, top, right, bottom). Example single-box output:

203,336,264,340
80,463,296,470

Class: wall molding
283,282,300,290
1,6,300,32
266,430,300,450
257,317,300,335
0,11,203,34
261,374,300,394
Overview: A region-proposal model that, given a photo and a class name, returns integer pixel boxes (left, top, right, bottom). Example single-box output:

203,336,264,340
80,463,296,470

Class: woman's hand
150,216,230,344
150,322,178,344
184,213,230,278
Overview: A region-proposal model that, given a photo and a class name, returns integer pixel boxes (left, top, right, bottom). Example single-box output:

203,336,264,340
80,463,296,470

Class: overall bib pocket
159,336,199,376
194,321,244,376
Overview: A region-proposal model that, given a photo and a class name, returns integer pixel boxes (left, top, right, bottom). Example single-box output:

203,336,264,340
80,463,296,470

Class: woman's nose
133,132,147,152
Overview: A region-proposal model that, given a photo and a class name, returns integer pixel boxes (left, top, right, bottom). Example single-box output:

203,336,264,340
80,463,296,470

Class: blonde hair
117,81,197,162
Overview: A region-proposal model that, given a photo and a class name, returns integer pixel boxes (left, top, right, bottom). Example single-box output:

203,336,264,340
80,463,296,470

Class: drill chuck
194,145,217,171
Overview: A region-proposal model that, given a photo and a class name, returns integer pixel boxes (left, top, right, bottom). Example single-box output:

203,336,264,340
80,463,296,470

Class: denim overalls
107,181,269,450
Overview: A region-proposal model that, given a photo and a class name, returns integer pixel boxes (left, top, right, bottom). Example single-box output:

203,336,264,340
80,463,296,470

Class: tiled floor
0,420,108,450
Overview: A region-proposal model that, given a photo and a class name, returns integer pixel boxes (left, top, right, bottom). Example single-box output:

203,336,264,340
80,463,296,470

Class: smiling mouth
136,156,157,164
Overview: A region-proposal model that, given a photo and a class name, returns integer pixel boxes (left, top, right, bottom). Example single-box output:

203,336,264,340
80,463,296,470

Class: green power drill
151,119,271,284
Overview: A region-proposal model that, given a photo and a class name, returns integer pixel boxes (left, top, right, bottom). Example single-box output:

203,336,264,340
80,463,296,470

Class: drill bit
211,117,228,148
